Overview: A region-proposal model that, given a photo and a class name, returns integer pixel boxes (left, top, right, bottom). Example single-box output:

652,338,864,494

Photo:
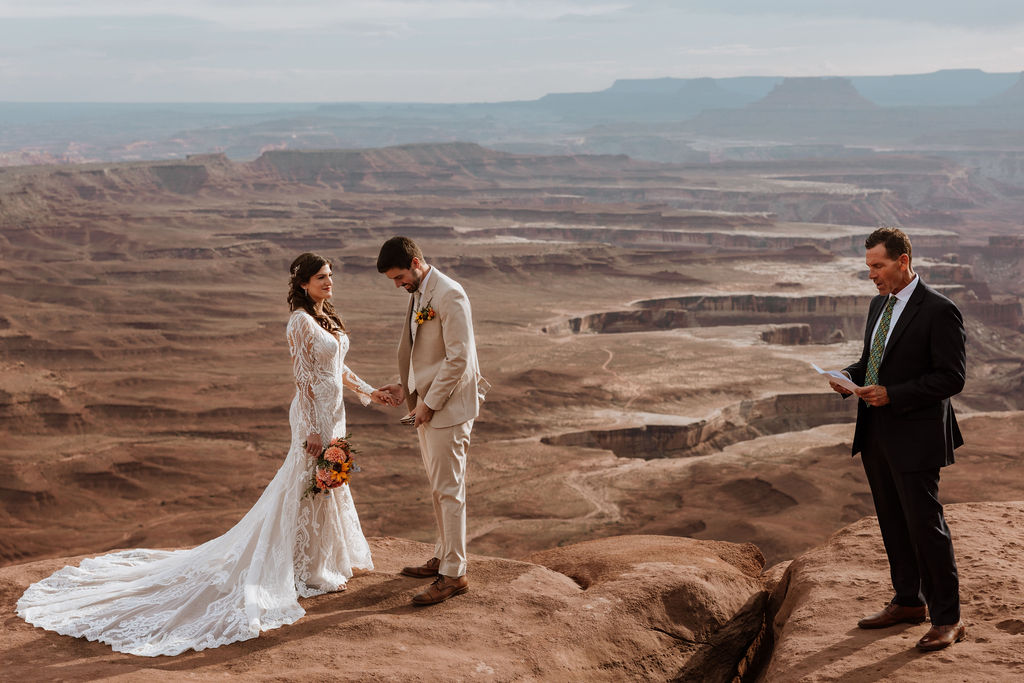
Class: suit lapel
880,280,925,364
405,295,415,344
399,295,413,383
410,267,440,351
421,267,440,304
864,295,885,348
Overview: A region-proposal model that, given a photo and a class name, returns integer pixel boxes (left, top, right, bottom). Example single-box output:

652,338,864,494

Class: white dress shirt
870,274,919,349
408,267,433,393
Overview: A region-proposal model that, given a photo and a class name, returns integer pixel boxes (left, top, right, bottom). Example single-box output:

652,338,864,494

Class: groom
377,236,488,605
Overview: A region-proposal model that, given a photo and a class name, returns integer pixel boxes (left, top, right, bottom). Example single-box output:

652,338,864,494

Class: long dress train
16,310,374,656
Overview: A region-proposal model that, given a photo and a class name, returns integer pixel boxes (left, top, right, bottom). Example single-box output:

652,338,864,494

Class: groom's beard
403,275,422,293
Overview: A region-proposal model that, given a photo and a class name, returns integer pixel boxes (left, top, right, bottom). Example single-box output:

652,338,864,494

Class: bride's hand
378,383,405,406
370,389,393,406
304,433,322,458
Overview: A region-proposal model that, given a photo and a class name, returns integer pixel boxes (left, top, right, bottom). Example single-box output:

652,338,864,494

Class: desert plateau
2,112,1024,679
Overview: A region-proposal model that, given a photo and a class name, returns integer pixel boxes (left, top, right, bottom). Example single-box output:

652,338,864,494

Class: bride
17,252,396,656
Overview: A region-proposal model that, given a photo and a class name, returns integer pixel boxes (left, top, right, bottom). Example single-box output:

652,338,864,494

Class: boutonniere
414,302,436,325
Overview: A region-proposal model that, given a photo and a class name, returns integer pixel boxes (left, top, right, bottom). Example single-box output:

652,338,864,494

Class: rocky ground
763,502,1024,682
1,535,768,681
2,503,1022,681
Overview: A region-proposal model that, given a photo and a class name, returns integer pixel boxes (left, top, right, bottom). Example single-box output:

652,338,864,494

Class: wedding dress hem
16,310,375,657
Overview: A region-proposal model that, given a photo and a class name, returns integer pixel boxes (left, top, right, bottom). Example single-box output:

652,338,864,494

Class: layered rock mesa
562,294,875,341
684,73,1024,148
983,70,1024,105
750,77,878,110
542,393,857,459
0,141,1001,232
4,503,1023,681
561,284,1022,339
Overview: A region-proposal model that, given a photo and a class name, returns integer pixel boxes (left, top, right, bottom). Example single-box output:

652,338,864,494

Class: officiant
829,227,967,652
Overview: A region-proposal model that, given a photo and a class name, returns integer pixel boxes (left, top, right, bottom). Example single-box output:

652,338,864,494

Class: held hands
374,383,405,407
371,386,403,407
372,382,431,426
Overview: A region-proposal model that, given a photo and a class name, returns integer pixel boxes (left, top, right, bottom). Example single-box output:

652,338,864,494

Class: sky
1,0,1023,103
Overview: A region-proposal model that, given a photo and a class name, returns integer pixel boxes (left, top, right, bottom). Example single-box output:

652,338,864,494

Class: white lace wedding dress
17,310,375,656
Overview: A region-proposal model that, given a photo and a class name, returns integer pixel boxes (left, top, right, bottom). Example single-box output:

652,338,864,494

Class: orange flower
315,468,333,488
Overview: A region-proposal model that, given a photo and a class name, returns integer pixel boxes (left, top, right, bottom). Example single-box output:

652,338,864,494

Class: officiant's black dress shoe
857,601,927,629
412,575,468,605
401,557,441,578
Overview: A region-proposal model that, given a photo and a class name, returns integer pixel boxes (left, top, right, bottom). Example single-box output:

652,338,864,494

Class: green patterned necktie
865,295,897,386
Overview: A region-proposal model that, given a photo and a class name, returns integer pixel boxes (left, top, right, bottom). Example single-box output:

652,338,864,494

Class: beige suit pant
416,418,473,578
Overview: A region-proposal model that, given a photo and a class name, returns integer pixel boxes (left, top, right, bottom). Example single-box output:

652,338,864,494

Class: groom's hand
370,389,397,406
379,383,405,406
414,402,434,427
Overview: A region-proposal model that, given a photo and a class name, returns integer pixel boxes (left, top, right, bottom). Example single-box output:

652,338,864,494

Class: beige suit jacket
399,267,488,428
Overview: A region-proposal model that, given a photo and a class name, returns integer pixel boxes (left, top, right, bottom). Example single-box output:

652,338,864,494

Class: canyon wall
542,392,857,459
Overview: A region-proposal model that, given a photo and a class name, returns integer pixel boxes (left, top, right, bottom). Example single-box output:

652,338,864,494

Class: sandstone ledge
4,503,1023,681
763,501,1024,681
1,535,766,682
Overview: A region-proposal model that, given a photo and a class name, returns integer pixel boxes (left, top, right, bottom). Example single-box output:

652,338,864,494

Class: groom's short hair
377,236,424,272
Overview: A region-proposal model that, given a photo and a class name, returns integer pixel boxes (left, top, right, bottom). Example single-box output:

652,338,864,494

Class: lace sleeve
342,365,375,406
287,313,329,438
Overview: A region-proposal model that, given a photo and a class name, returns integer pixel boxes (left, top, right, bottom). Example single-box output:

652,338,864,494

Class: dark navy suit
845,279,966,625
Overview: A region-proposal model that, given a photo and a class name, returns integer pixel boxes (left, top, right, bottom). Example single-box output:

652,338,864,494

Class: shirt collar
417,266,433,296
893,273,919,303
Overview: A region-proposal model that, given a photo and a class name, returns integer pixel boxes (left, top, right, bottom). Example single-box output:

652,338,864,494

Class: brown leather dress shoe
917,621,966,652
412,574,469,605
857,601,927,629
400,557,440,578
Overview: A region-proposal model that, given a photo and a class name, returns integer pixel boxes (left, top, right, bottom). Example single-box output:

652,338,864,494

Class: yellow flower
415,304,435,325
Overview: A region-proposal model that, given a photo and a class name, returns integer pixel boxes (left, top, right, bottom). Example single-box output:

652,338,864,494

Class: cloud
681,44,799,58
2,0,1023,101
0,1,631,30
627,0,1024,29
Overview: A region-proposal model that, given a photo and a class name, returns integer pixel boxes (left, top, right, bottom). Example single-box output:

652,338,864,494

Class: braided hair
287,252,346,334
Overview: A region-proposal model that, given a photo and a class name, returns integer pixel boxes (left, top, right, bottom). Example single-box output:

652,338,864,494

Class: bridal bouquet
304,435,361,498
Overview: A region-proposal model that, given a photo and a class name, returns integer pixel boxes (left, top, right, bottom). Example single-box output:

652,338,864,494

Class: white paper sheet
811,362,860,392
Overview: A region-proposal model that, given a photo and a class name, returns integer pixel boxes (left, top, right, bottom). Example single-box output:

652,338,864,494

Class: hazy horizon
0,67,1020,106
2,1,1024,103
